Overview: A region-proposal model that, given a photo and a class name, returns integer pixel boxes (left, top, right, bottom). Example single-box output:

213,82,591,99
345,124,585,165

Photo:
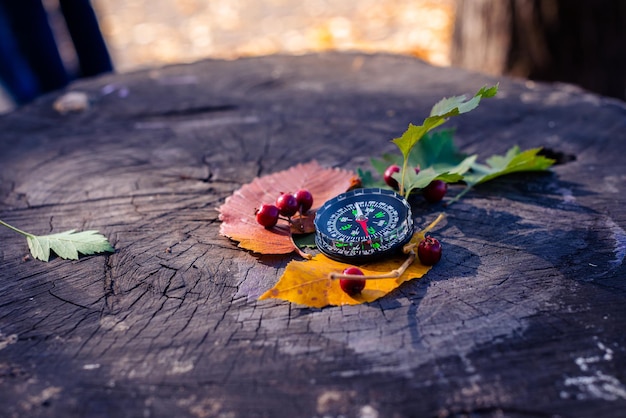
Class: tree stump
1,53,625,417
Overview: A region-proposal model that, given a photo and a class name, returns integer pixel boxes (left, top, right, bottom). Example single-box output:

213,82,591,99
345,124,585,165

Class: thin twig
414,212,445,238
329,251,416,280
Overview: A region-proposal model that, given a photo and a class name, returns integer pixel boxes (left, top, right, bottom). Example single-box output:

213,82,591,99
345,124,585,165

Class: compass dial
314,188,414,263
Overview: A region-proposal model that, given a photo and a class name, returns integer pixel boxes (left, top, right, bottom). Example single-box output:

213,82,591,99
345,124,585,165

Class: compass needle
354,202,364,218
354,203,370,237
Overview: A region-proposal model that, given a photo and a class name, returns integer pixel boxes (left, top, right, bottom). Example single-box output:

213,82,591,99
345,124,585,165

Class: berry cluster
255,189,314,228
338,236,442,295
383,164,448,203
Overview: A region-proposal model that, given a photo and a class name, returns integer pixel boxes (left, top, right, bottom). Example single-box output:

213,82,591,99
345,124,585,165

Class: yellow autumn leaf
259,249,431,308
259,214,444,308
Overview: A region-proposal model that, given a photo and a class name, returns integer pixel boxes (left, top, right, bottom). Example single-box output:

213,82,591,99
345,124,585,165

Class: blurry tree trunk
452,0,626,100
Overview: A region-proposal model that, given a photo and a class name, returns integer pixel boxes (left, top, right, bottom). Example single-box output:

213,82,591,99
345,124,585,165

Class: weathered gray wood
1,53,625,417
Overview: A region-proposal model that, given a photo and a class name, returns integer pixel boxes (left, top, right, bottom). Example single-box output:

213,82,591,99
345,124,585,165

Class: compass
314,188,414,263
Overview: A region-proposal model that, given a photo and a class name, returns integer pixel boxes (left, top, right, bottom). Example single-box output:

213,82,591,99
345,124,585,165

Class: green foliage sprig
0,220,114,262
361,85,555,204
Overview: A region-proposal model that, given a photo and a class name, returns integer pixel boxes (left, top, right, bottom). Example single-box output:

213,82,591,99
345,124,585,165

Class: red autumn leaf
218,161,359,255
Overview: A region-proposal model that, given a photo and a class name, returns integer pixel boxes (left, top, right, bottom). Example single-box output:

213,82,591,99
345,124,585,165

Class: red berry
384,165,401,189
418,236,442,266
339,267,366,295
423,180,448,203
275,193,299,217
294,189,313,213
255,204,280,228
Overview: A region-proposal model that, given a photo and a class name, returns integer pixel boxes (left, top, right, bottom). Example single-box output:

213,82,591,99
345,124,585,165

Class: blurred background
93,0,455,71
1,0,625,113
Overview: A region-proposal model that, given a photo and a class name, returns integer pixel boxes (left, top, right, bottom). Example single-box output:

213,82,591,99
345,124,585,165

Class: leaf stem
444,185,473,207
400,158,409,197
0,219,33,238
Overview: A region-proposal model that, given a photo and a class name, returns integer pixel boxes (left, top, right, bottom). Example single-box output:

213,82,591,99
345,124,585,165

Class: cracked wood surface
1,53,625,417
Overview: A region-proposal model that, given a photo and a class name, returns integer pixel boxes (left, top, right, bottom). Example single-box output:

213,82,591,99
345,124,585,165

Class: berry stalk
329,250,416,281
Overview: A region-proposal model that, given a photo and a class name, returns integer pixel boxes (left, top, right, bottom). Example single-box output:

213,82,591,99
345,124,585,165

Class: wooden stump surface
1,53,625,417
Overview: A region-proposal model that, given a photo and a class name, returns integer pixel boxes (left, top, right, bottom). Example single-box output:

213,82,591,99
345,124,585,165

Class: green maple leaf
447,146,556,204
356,167,385,188
407,129,472,172
1,220,114,262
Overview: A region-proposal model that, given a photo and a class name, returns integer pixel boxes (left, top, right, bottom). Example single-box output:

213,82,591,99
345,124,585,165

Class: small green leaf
476,84,499,98
27,229,114,262
447,146,555,205
430,95,475,117
391,118,446,160
394,166,465,198
430,84,499,117
407,129,470,171
357,168,385,188
464,146,555,186
292,232,317,249
369,154,397,176
2,219,115,262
